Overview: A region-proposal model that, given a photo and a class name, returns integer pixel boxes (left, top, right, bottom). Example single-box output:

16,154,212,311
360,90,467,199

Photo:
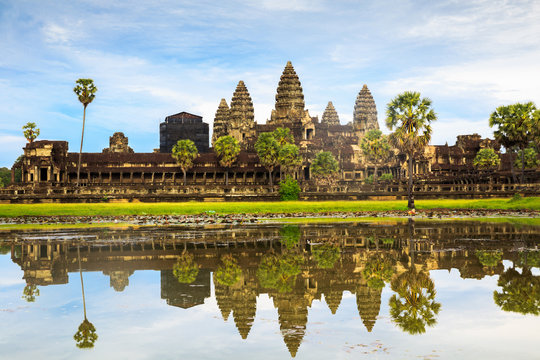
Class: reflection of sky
1,253,539,359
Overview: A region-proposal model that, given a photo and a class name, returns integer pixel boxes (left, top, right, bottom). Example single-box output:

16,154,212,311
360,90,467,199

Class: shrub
279,176,300,201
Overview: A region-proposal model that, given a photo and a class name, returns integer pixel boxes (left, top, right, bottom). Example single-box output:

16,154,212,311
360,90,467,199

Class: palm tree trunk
77,246,87,320
510,150,518,184
408,155,415,209
373,165,378,184
183,169,186,186
76,105,87,187
269,169,273,187
520,148,525,184
225,171,229,186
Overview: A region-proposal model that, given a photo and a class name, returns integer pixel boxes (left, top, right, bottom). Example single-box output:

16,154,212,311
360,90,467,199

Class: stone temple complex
3,61,539,202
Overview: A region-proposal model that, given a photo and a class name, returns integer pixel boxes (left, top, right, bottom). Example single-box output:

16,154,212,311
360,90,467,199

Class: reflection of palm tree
280,225,301,249
173,252,199,284
312,244,340,269
494,265,540,315
22,284,40,302
257,251,304,293
74,246,98,349
363,254,394,290
389,268,441,334
215,255,242,287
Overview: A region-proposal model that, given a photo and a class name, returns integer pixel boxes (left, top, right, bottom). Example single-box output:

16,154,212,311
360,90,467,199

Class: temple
3,61,539,202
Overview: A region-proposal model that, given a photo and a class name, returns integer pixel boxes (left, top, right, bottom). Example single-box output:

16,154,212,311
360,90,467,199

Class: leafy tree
389,268,441,335
272,127,294,146
489,102,540,184
257,251,305,293
22,284,40,302
74,319,98,349
215,255,242,287
73,78,97,186
255,132,280,186
360,129,391,184
363,255,394,289
386,91,437,209
214,135,241,186
475,250,503,267
514,146,539,170
0,244,11,254
279,175,300,201
312,244,341,269
171,139,199,186
278,143,302,176
494,267,540,315
473,148,501,170
0,167,11,187
311,151,339,185
517,250,540,269
173,253,199,284
280,225,301,249
22,122,40,143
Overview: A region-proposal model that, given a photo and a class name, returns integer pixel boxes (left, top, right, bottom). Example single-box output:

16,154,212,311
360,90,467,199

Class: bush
379,173,394,182
279,176,300,201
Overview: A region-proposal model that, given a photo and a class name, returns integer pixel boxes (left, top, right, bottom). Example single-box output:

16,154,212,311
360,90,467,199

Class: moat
1,221,539,359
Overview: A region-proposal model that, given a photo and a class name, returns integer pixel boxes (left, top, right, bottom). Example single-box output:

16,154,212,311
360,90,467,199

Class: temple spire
353,84,379,136
321,101,340,126
212,98,230,146
228,81,255,145
270,61,306,124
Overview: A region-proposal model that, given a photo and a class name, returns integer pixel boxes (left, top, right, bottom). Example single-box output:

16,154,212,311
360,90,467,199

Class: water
0,220,539,359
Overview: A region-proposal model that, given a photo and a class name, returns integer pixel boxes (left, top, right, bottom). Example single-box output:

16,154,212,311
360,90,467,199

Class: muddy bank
0,208,537,226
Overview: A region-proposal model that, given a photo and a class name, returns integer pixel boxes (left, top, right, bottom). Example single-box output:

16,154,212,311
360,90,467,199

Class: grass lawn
0,197,538,217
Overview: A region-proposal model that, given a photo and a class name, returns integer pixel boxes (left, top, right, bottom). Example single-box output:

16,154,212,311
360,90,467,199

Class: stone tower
102,132,133,153
353,85,379,136
212,98,230,146
321,101,340,126
270,61,310,125
356,283,382,332
229,80,256,145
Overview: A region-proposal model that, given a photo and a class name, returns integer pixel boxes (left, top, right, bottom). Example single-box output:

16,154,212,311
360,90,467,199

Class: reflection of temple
3,221,539,357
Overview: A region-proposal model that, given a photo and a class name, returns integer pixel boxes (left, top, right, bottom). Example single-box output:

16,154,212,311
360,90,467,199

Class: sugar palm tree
74,246,98,349
360,129,391,184
73,79,97,186
171,139,199,186
386,92,437,210
214,135,241,186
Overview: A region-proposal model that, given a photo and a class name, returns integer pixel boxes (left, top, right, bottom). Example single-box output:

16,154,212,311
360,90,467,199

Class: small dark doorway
304,166,310,180
40,168,48,182
306,129,314,140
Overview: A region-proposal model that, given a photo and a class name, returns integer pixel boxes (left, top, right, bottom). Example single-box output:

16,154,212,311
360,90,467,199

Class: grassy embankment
0,197,538,217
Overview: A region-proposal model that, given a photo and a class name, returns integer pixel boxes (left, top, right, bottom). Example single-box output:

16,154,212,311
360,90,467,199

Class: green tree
312,244,341,269
311,151,339,185
22,122,40,143
214,135,241,186
272,127,294,146
360,129,391,184
514,146,539,170
489,102,540,184
257,251,305,293
494,267,540,315
280,224,301,249
74,319,98,349
473,148,501,170
255,132,280,186
386,91,437,209
363,255,394,289
22,284,40,302
475,250,503,267
279,175,300,201
0,167,10,187
389,268,441,334
173,253,199,284
215,255,242,287
73,78,97,186
171,139,199,186
278,143,302,177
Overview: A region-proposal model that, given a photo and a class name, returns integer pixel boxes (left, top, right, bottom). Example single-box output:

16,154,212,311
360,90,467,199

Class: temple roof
321,101,340,126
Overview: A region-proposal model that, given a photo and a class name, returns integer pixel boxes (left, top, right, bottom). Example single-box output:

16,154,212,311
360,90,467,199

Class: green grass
0,197,538,217
0,222,134,230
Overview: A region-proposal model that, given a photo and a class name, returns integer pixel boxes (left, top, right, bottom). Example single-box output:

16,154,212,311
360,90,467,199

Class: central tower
269,61,310,125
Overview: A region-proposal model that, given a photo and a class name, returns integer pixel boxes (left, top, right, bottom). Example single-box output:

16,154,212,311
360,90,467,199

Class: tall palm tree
360,129,391,184
214,135,241,186
171,139,199,186
386,91,437,210
74,246,98,349
73,79,97,187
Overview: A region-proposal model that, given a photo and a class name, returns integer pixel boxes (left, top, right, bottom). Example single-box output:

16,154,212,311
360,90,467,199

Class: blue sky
1,0,539,167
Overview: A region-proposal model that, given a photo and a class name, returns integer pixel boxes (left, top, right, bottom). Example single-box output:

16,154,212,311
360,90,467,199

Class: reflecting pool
0,220,539,359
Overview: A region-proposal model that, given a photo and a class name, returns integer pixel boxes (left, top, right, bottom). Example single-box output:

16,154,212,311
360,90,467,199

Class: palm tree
74,246,98,349
22,122,40,143
73,79,97,187
214,135,241,186
360,129,391,184
489,102,539,184
171,139,199,186
254,132,280,187
386,91,437,210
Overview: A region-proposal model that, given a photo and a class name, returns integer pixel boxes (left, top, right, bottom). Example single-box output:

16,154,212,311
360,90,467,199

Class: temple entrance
304,166,310,180
40,168,48,182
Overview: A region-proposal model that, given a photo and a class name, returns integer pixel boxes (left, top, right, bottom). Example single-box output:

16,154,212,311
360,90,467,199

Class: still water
0,220,539,359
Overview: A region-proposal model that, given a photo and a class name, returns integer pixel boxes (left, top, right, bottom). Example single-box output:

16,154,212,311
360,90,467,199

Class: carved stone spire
229,81,255,129
271,61,306,124
356,283,382,332
212,98,230,145
321,101,340,125
324,290,343,314
353,84,379,136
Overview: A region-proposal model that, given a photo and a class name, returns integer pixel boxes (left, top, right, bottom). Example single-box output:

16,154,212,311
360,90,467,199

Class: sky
1,0,539,167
